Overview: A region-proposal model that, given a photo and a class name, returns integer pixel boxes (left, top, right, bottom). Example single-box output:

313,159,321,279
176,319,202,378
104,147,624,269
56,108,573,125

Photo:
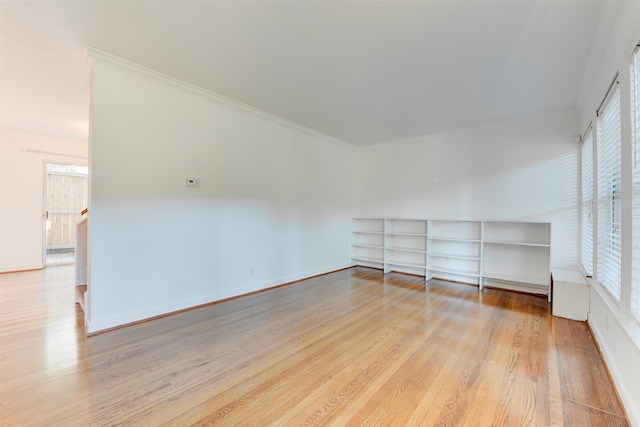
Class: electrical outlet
186,177,200,188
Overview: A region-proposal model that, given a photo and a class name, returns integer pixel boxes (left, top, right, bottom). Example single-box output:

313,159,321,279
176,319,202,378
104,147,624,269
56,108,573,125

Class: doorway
44,163,88,265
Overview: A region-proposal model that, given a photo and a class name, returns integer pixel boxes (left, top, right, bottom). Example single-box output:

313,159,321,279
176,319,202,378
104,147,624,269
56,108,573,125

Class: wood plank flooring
0,266,629,426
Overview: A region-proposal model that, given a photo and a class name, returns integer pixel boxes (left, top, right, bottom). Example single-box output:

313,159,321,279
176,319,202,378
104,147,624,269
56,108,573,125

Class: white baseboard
0,264,44,273
86,262,352,334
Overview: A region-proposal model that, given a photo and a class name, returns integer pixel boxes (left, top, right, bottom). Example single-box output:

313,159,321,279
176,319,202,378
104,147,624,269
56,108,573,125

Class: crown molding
84,47,357,151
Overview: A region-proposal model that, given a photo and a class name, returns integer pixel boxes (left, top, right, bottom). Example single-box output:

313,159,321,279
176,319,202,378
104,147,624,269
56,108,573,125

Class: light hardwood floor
0,266,629,426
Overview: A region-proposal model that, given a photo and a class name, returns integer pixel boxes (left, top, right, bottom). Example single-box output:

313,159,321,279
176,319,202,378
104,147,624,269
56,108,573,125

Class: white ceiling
1,1,606,147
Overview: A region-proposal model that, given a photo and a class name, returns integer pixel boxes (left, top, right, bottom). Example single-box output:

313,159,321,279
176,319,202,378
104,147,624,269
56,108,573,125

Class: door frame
42,161,89,266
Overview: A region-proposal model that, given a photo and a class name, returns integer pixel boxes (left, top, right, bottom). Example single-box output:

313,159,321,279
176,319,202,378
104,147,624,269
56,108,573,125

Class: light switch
186,177,200,188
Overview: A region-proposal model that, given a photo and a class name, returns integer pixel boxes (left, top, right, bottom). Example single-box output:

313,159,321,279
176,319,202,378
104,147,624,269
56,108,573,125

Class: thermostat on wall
186,177,200,188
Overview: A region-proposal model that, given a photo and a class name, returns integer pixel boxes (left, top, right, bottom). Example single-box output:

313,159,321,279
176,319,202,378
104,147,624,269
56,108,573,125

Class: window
581,128,594,276
631,44,640,321
596,81,622,301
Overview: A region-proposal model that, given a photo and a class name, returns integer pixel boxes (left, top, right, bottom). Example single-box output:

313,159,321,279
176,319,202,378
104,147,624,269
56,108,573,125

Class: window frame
581,127,594,277
596,79,622,302
631,43,640,321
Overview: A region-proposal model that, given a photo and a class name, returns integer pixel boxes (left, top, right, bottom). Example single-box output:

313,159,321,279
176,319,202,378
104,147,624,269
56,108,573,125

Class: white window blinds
597,84,622,301
631,45,640,321
581,129,594,276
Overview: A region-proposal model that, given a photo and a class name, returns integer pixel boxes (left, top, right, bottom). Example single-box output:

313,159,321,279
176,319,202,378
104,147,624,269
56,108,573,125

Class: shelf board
386,260,427,269
428,252,480,261
387,232,427,237
352,256,384,264
352,230,384,235
429,236,481,243
482,272,550,287
483,240,550,247
428,266,480,278
352,243,384,249
387,247,427,254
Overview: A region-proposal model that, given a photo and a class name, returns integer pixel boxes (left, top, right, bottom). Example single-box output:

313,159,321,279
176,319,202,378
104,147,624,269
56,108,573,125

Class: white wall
357,111,579,269
578,2,640,425
0,129,87,272
87,52,357,333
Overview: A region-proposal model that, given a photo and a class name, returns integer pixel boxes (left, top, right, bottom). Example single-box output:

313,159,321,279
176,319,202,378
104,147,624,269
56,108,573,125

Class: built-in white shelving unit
384,219,428,277
427,220,482,285
351,218,385,269
350,218,551,297
481,221,551,298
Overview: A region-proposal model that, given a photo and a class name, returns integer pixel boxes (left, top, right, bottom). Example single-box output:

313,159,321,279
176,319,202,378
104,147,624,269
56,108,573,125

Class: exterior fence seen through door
45,163,88,265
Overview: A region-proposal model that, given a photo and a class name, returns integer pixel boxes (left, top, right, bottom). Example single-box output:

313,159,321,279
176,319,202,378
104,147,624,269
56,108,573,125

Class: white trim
630,41,640,322
84,47,357,152
595,84,622,300
580,128,594,277
86,262,352,334
41,161,47,267
0,264,44,273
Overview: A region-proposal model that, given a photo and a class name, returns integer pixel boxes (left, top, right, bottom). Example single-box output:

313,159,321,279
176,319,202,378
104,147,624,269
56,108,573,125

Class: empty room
1,1,639,425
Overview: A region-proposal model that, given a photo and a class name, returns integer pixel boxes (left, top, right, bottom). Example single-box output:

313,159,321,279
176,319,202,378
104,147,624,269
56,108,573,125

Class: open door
44,163,88,265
